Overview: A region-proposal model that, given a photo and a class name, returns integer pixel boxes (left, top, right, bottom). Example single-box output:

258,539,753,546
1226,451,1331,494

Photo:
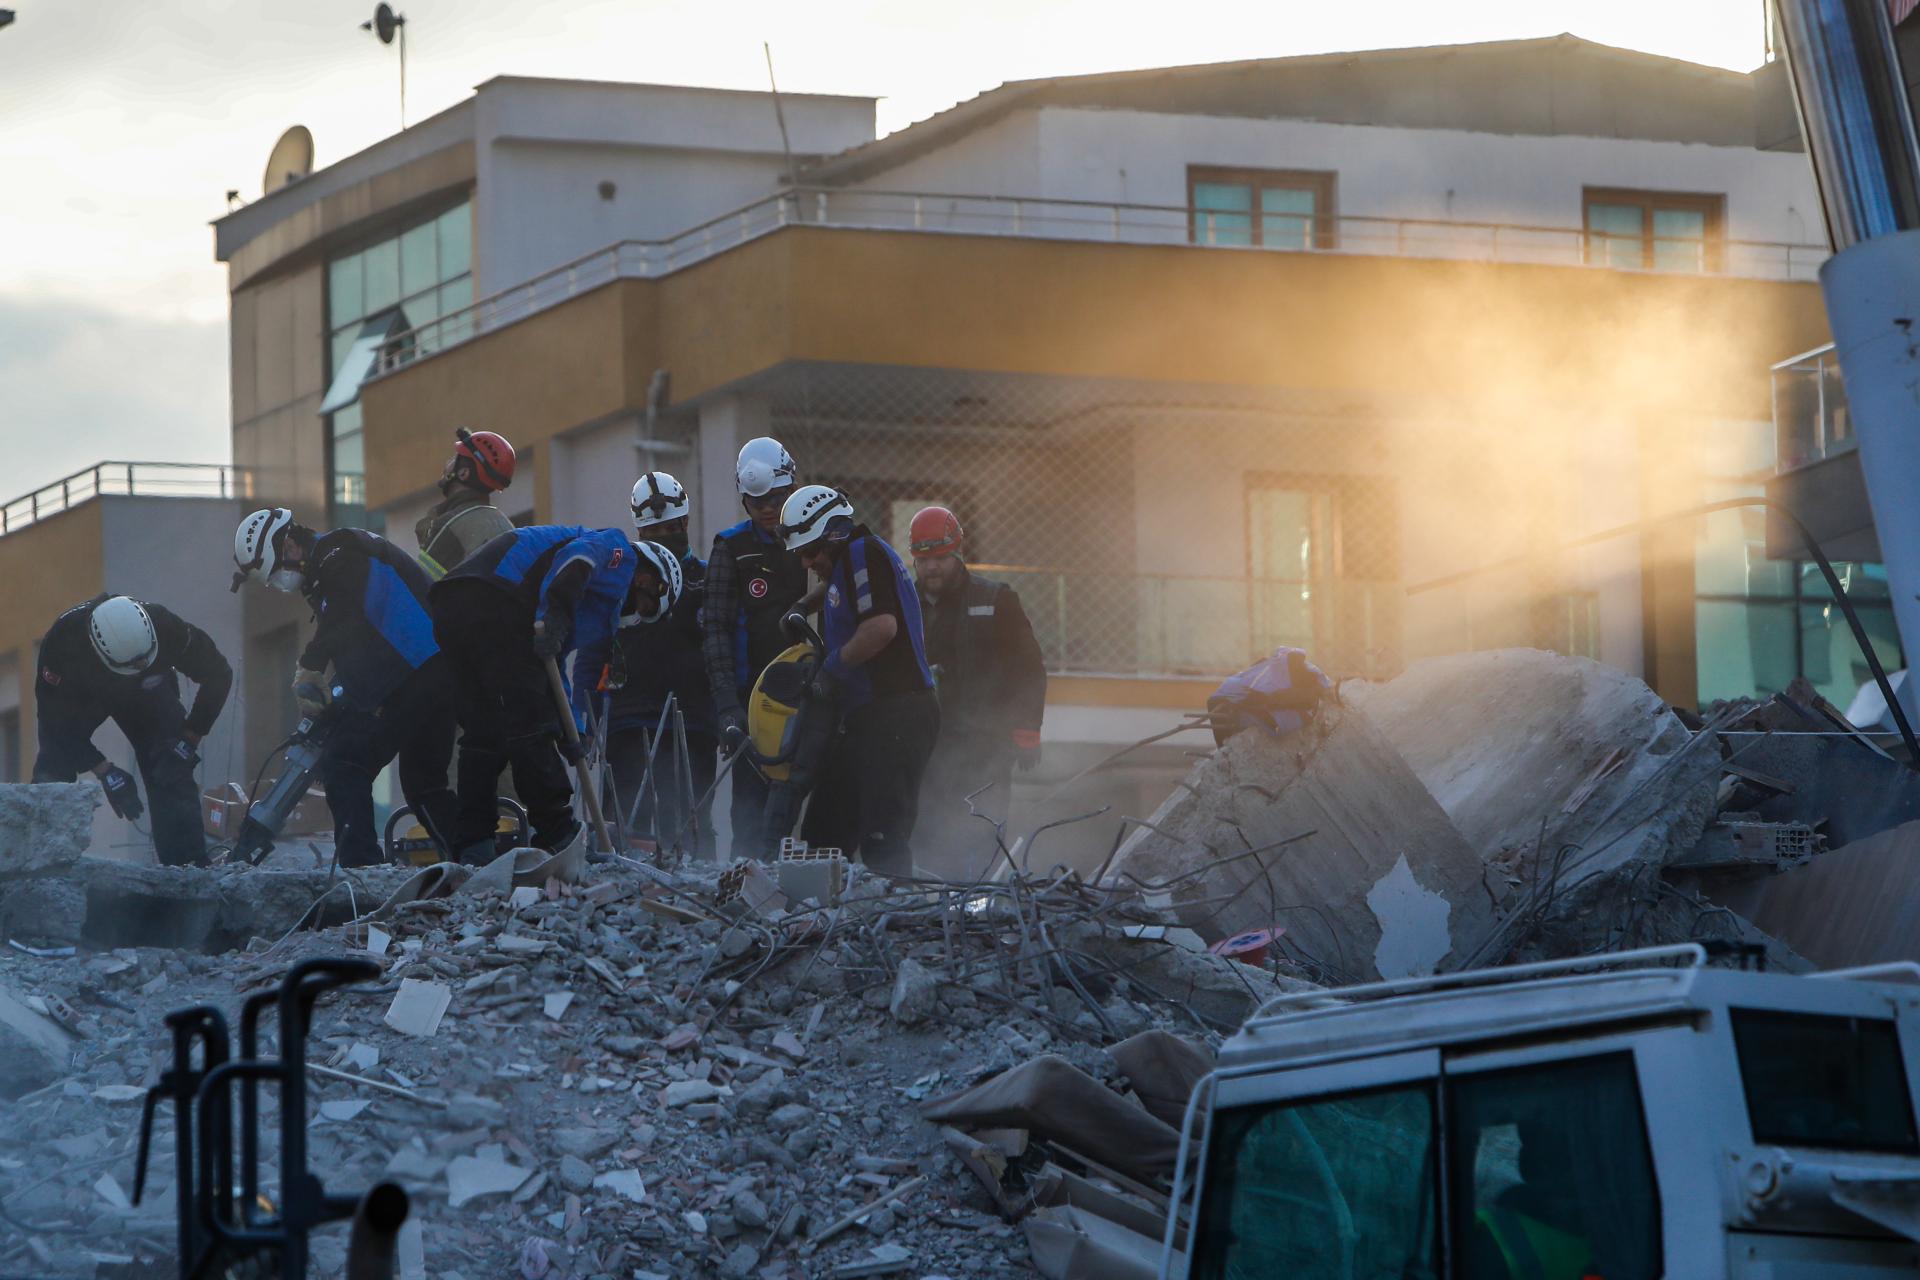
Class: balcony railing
372,186,1830,379
0,462,252,539
1772,342,1853,473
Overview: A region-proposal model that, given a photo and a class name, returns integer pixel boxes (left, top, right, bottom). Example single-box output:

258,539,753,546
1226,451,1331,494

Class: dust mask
268,568,305,593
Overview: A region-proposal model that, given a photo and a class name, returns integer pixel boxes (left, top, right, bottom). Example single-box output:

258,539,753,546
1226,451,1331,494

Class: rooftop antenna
262,125,314,195
361,4,408,130
763,43,800,197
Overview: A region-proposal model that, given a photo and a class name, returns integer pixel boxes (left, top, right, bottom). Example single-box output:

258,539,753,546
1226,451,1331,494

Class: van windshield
1732,1009,1919,1154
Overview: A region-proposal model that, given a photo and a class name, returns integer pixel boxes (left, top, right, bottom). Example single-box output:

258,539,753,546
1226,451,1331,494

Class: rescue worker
31,595,232,867
908,506,1048,878
414,428,516,579
779,485,938,876
431,525,682,862
608,472,716,853
701,437,810,857
231,508,458,868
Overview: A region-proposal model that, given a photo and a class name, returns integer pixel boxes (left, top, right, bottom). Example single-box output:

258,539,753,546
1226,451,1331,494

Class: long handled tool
542,654,619,857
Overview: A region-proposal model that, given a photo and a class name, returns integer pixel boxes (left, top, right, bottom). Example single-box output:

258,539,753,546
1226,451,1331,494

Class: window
1584,187,1724,272
1732,1010,1919,1154
1449,1054,1661,1280
1189,1082,1438,1280
1190,167,1337,249
325,199,473,528
1245,472,1400,679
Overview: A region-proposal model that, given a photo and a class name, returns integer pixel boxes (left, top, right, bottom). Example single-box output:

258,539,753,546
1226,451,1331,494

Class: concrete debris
1024,1202,1166,1280
0,783,97,878
592,1167,648,1202
0,982,78,1099
384,978,453,1038
446,1150,536,1206
1706,818,1920,969
1106,701,1495,980
1365,853,1454,979
888,958,941,1025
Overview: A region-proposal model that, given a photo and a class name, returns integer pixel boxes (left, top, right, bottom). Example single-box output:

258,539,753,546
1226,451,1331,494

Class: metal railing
971,564,1599,679
1772,342,1853,472
0,462,252,539
373,186,1831,378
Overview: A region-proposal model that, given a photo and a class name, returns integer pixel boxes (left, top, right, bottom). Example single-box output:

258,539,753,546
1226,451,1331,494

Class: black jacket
611,548,715,736
35,595,232,770
298,529,442,710
920,570,1046,741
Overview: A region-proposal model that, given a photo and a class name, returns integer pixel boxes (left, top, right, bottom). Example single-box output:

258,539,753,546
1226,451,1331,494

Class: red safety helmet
908,506,964,559
453,428,516,491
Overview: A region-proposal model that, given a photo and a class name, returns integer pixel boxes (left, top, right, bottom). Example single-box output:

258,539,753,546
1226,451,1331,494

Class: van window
1448,1053,1661,1280
1732,1009,1919,1154
1189,1082,1438,1280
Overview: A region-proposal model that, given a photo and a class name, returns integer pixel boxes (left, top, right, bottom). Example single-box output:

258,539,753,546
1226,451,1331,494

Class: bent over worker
431,525,682,862
779,485,939,877
33,595,232,866
232,508,458,868
414,428,516,579
908,506,1047,879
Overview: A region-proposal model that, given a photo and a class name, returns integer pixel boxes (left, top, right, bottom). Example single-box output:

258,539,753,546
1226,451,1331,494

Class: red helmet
908,506,963,559
453,429,516,491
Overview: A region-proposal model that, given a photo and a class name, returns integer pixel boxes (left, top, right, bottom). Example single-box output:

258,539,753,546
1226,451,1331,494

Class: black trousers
34,678,205,867
802,689,940,878
608,725,717,856
917,728,1016,881
319,658,459,869
432,580,577,853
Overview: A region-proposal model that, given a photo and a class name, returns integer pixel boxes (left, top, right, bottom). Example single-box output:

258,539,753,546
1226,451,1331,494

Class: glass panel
437,203,472,280
1798,560,1891,600
1449,1055,1660,1280
328,254,364,328
1190,1084,1437,1280
1695,509,1794,597
1586,203,1644,269
400,222,437,297
438,277,475,344
1697,600,1797,704
363,237,401,313
331,428,364,475
1800,601,1904,705
330,401,363,440
330,326,361,378
1733,1010,1919,1153
1194,182,1254,247
1651,207,1708,272
402,289,441,353
1262,187,1317,250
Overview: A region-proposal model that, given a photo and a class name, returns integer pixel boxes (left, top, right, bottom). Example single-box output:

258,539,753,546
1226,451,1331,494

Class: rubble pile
0,844,1303,1278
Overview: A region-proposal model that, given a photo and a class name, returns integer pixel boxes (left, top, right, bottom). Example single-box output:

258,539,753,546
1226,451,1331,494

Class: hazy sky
0,0,1770,497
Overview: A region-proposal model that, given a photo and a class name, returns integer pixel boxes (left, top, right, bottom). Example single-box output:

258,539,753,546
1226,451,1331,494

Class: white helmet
232,508,294,591
779,485,855,553
736,437,796,497
90,596,159,676
630,471,690,529
623,540,685,625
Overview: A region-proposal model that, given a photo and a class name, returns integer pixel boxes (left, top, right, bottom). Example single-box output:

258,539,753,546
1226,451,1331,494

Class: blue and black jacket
298,529,440,710
821,525,933,710
704,519,810,707
438,525,639,725
612,546,714,736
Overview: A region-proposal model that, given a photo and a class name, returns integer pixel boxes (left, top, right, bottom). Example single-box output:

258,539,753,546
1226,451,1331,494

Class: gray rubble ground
0,853,1299,1279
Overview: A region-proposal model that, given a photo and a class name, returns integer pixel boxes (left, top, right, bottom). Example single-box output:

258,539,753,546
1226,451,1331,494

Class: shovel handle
542,654,618,857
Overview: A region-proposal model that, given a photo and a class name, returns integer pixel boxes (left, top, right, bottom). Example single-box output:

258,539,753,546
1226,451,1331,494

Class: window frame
1730,1008,1920,1155
1188,165,1339,250
1582,186,1726,272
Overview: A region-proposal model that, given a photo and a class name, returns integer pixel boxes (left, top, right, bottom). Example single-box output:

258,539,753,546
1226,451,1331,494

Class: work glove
809,651,846,706
98,765,143,821
532,619,569,660
718,705,748,752
167,737,199,767
1012,728,1042,772
292,668,330,716
781,610,811,640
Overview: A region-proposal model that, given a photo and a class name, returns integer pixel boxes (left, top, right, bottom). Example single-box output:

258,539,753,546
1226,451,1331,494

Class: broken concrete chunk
662,1079,726,1108
591,1168,647,1203
557,1155,595,1194
0,986,78,1100
1105,703,1493,981
0,782,97,878
542,992,573,1021
888,958,940,1026
446,1153,534,1206
384,979,452,1038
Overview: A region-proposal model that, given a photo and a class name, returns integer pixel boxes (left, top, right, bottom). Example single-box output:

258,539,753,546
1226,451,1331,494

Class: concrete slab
1104,703,1494,982
1707,819,1920,969
0,783,98,878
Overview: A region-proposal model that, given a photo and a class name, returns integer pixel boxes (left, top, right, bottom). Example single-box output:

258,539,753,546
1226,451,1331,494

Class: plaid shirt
701,531,745,714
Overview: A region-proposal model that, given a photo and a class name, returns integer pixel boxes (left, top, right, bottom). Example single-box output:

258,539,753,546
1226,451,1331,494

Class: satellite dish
262,125,314,195
365,2,402,45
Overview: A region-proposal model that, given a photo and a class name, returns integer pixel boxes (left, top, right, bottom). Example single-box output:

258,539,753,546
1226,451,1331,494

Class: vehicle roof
1215,947,1920,1075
